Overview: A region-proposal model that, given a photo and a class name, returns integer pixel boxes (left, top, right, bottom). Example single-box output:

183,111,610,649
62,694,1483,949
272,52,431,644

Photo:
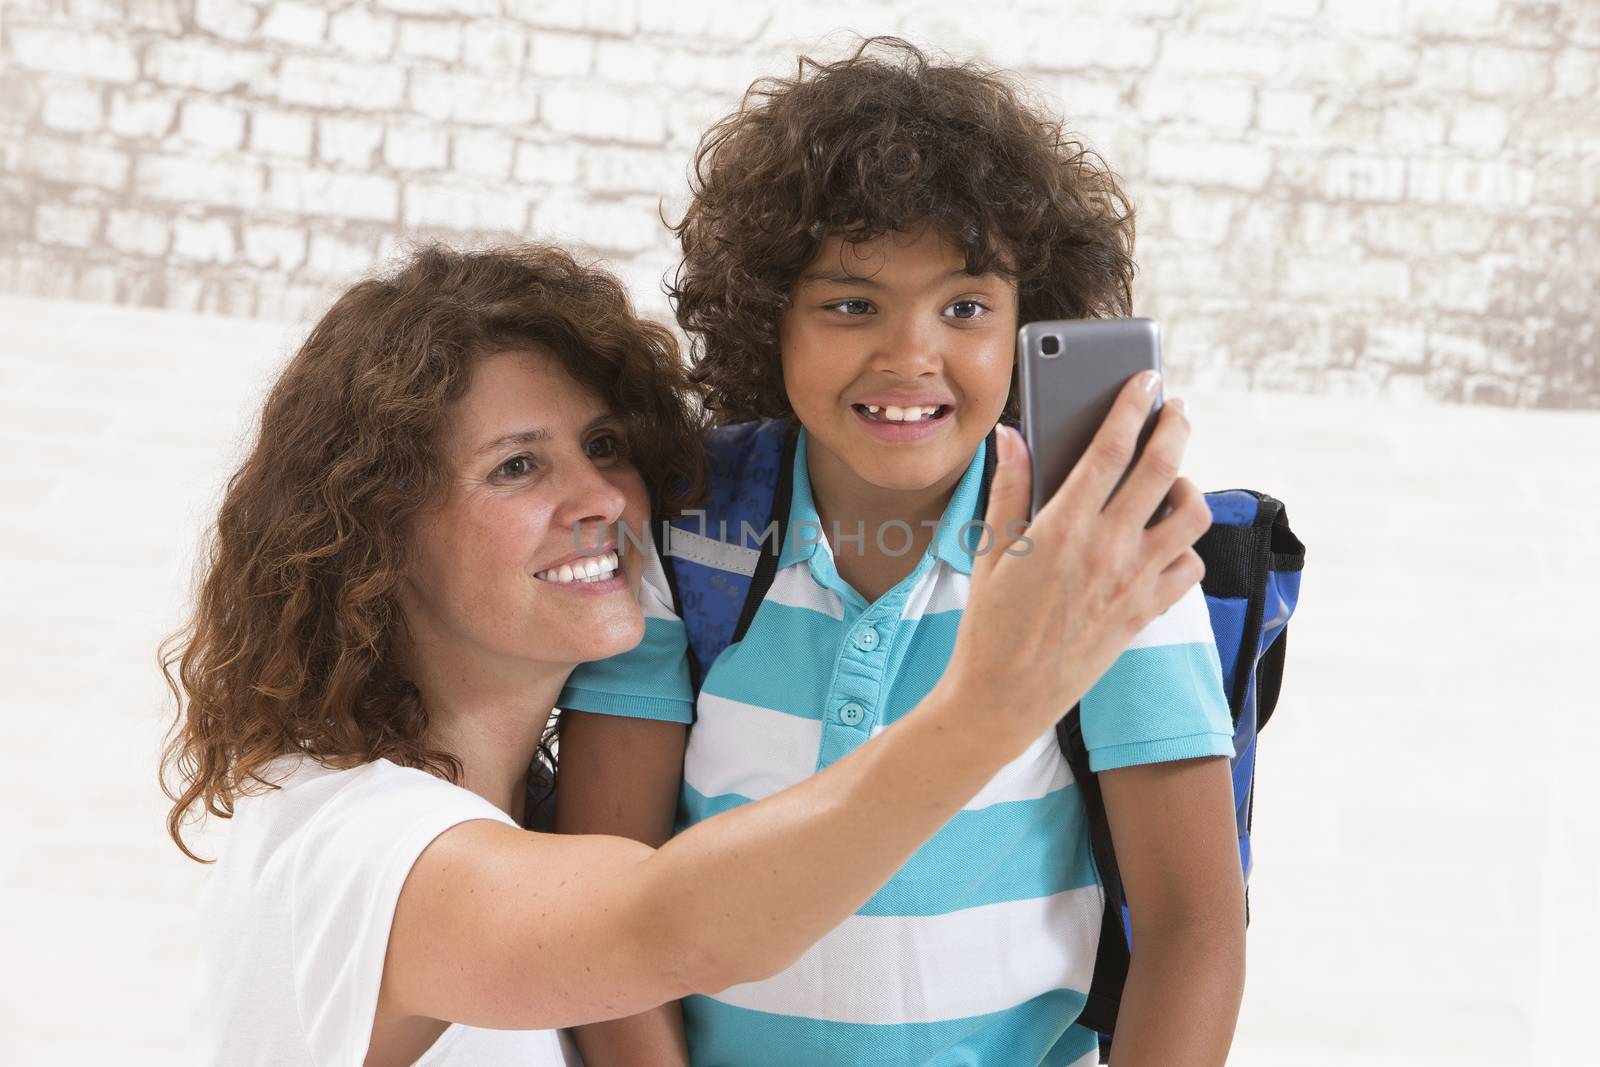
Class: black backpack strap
973,426,1000,517
1255,499,1303,731
730,423,800,645
1057,706,1128,1039
1256,625,1288,732
1193,493,1303,726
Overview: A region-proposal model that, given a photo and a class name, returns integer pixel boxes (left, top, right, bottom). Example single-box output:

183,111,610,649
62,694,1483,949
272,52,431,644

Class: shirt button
839,702,865,726
854,628,880,652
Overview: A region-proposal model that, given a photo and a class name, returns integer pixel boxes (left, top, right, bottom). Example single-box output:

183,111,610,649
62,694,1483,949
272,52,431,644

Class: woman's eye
944,300,989,320
495,455,532,480
828,298,874,316
586,433,625,462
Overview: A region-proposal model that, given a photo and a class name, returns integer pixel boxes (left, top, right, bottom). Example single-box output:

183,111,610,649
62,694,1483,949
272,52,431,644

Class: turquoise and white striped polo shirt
559,428,1234,1067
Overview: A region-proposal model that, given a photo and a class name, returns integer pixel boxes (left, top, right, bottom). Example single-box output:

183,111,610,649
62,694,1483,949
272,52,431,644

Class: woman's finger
1140,476,1212,572
971,425,1031,583
1105,396,1189,531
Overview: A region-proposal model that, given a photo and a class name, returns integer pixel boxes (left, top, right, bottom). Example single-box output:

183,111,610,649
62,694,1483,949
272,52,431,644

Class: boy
557,39,1245,1067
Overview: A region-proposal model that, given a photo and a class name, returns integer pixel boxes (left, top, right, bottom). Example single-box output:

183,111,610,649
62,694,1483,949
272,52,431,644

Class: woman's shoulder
241,754,443,808
227,757,515,870
201,760,540,1065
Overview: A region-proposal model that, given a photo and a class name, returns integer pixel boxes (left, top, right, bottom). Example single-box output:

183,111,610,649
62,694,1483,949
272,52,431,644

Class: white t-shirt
194,756,581,1066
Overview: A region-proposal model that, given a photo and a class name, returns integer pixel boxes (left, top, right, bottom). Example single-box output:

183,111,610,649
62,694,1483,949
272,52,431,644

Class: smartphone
1017,318,1163,518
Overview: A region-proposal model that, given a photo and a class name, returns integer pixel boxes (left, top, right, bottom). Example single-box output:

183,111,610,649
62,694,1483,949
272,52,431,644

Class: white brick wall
0,0,1595,404
4,292,1598,1064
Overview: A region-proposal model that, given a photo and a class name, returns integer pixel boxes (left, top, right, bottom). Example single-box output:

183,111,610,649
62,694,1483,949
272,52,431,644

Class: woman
163,244,1212,1065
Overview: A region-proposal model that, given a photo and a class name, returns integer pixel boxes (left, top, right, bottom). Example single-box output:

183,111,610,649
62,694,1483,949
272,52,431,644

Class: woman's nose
558,458,629,548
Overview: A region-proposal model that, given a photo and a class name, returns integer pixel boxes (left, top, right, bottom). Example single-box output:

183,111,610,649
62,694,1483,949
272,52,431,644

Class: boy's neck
805,439,971,602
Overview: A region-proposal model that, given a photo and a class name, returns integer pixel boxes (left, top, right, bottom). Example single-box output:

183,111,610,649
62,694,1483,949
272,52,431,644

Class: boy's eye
943,300,989,320
827,298,875,316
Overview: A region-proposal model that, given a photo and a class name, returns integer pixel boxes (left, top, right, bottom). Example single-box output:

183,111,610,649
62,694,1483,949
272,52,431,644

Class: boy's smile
779,226,1018,506
850,395,955,443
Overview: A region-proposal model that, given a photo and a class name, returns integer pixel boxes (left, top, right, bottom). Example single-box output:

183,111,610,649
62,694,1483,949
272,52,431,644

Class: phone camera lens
1041,335,1061,357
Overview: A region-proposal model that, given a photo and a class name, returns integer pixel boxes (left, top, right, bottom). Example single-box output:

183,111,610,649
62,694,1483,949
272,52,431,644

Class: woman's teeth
536,550,620,584
860,404,946,422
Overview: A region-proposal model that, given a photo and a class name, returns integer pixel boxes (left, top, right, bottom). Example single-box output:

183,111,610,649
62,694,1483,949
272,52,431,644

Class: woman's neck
410,654,570,825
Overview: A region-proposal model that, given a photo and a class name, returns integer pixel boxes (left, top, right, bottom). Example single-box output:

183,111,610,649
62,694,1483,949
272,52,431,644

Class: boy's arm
556,711,690,1066
1076,579,1243,1065
554,530,696,1063
1098,756,1245,1067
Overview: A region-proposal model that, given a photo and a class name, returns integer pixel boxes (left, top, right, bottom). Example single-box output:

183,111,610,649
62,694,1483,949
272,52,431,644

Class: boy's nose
873,314,942,377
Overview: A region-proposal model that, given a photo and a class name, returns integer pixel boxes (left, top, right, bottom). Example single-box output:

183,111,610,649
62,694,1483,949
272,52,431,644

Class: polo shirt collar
778,429,823,570
932,433,990,575
779,428,991,576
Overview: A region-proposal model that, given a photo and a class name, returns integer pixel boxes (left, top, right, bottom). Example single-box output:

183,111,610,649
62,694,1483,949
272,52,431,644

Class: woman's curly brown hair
671,36,1137,424
160,243,704,860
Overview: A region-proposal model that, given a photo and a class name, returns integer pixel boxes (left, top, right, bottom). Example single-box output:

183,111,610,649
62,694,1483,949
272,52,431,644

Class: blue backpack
657,418,1305,1042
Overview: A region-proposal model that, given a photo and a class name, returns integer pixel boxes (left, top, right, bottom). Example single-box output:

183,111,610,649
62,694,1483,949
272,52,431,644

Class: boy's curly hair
671,36,1137,424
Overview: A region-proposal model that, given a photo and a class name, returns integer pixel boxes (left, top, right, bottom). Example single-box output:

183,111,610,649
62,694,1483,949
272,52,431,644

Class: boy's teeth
864,404,942,422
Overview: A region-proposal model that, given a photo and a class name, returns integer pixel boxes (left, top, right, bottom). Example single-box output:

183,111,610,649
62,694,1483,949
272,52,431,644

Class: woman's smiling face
398,347,651,676
778,226,1018,500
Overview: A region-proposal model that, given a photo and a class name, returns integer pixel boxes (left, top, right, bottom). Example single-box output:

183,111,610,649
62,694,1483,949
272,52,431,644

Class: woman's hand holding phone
943,372,1209,750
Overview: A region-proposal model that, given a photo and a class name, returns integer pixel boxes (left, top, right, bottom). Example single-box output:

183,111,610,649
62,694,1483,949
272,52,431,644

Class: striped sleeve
1079,582,1234,772
557,534,695,724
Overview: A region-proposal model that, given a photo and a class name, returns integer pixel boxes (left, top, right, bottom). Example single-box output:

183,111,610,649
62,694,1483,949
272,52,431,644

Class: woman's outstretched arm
380,677,1024,1031
378,378,1214,1033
